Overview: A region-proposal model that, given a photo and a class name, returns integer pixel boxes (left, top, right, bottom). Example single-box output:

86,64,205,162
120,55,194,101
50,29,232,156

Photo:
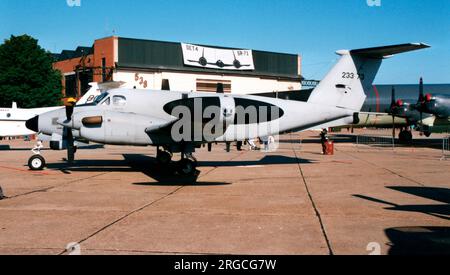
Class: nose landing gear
28,140,46,171
28,155,46,171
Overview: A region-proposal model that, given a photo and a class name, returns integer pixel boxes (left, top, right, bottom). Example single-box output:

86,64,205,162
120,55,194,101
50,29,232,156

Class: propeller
390,86,397,140
64,98,77,163
418,78,424,132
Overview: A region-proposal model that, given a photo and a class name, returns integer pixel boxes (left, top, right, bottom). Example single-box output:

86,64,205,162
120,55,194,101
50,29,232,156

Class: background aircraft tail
307,43,430,111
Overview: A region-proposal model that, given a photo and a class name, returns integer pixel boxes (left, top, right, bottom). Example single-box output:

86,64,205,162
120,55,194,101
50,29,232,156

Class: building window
65,74,77,98
162,79,170,91
113,95,127,106
196,79,231,93
102,58,106,82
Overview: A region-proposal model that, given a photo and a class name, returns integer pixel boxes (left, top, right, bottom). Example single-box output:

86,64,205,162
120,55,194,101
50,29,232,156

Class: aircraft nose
26,116,39,132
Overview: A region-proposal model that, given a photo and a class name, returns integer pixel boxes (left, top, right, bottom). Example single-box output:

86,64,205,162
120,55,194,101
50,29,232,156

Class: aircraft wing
350,43,430,59
145,116,178,134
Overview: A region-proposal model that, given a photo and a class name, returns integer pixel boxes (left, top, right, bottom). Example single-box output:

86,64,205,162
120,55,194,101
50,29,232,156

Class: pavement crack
5,172,111,200
61,152,244,255
60,185,186,255
291,134,334,255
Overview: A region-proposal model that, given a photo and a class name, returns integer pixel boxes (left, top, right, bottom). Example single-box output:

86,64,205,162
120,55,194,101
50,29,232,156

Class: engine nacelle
79,111,152,145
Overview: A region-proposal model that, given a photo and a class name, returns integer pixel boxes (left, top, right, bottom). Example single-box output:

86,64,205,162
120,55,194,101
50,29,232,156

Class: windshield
93,93,109,105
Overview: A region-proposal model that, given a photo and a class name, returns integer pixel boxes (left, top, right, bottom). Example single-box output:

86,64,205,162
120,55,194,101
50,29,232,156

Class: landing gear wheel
157,150,173,165
405,131,413,142
424,131,432,138
28,155,46,171
399,131,413,144
177,159,197,176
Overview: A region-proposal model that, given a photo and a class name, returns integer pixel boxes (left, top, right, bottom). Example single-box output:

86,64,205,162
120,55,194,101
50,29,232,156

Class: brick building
53,36,303,98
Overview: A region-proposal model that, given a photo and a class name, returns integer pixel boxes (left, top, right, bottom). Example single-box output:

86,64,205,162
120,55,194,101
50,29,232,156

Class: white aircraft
26,44,429,174
0,103,61,138
0,82,124,138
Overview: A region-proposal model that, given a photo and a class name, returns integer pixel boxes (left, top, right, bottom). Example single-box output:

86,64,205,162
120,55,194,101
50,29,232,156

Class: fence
356,135,395,149
442,136,450,160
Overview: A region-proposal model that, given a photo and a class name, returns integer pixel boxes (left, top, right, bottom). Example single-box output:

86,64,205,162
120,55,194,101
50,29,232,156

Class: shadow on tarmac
385,226,450,255
199,155,313,167
354,187,450,221
45,153,313,185
354,186,450,255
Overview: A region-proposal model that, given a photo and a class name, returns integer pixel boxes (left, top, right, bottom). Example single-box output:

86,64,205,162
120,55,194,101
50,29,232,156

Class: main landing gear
156,148,198,176
398,129,413,144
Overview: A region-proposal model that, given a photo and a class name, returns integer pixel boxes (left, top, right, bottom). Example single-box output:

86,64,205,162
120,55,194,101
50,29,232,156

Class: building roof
117,37,302,79
53,37,302,80
53,46,93,61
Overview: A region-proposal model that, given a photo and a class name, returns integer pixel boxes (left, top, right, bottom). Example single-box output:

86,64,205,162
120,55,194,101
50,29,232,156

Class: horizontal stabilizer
350,43,430,59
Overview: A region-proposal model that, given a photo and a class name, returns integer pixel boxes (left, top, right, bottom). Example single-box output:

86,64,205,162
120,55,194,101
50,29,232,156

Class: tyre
177,159,197,176
157,151,172,165
399,131,413,144
28,155,46,171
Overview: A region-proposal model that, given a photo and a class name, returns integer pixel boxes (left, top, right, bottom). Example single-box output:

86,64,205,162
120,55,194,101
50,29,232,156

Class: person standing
320,129,329,155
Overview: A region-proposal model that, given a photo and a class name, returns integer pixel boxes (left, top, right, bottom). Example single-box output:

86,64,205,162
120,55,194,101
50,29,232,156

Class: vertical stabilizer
307,43,430,111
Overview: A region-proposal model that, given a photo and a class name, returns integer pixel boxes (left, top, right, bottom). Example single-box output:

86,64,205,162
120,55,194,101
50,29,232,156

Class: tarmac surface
0,131,449,255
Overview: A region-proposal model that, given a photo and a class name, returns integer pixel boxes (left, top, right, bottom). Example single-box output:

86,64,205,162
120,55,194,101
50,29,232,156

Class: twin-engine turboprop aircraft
25,43,429,175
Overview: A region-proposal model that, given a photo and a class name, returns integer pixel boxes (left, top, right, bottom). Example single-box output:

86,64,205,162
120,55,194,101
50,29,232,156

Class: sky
0,0,449,84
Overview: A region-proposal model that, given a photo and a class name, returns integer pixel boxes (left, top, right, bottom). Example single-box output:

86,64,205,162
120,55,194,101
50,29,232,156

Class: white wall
114,70,301,94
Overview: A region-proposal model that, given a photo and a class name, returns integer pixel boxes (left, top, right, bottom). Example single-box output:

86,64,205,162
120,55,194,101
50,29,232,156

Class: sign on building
181,43,255,71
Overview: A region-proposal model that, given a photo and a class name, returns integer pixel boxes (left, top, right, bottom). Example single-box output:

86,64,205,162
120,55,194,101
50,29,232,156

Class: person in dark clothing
320,129,329,154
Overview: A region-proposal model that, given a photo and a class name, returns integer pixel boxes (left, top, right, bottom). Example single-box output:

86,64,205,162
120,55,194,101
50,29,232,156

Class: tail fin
307,43,430,111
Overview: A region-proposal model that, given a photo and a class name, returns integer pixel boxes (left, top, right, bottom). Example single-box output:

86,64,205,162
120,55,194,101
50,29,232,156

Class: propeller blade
391,86,396,108
419,77,424,103
65,98,76,121
65,126,75,164
419,78,424,133
64,98,77,163
391,86,396,140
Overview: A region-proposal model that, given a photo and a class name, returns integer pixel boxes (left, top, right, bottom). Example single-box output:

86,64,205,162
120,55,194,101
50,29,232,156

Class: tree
0,35,62,108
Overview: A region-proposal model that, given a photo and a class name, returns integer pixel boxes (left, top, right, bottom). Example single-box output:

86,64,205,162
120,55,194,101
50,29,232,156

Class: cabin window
101,97,111,106
113,96,127,106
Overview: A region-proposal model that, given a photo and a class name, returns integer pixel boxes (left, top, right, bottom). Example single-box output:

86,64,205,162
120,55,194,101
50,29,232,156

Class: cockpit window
93,93,109,105
113,95,127,106
101,97,110,106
